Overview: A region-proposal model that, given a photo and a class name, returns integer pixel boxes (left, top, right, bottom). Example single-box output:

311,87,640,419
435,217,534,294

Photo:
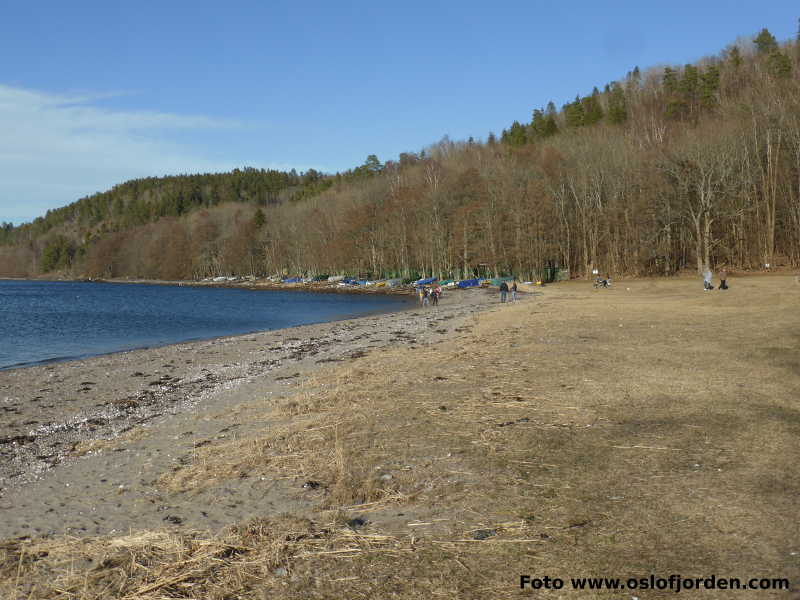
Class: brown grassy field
2,275,798,599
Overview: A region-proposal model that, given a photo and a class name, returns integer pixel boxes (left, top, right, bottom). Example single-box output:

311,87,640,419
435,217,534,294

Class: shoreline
0,285,509,538
0,275,418,297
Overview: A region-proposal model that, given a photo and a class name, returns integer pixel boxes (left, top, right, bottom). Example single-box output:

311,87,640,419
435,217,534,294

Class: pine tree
530,109,546,138
253,208,266,229
663,67,678,94
728,45,743,69
543,102,559,136
504,121,527,146
663,66,691,120
607,82,627,124
699,65,720,108
680,64,699,100
581,90,604,125
364,155,383,174
754,28,778,54
530,106,559,139
767,51,793,78
625,66,641,93
563,95,585,127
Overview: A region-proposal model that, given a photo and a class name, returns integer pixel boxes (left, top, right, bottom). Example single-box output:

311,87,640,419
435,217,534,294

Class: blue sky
1,1,797,224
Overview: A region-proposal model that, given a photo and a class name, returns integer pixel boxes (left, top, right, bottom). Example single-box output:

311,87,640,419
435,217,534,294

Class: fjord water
0,280,408,370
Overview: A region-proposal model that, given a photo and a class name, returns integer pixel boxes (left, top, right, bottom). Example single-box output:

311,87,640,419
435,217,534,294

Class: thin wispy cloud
0,84,245,223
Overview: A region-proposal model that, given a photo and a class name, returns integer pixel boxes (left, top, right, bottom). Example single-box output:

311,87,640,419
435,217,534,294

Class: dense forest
2,25,799,281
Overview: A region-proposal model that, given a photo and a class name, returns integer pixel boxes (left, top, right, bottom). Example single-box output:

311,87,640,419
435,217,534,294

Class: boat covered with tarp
415,277,438,285
457,278,480,288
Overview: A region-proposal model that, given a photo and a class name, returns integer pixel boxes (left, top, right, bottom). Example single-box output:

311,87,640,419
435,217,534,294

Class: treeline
1,25,799,281
0,167,327,247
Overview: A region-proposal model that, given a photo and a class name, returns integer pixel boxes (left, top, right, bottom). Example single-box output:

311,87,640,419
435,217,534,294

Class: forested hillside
2,25,799,281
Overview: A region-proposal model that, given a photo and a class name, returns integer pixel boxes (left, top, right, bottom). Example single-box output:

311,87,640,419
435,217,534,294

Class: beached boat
457,278,480,288
415,277,438,286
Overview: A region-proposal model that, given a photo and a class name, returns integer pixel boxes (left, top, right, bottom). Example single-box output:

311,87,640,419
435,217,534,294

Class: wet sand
0,287,509,538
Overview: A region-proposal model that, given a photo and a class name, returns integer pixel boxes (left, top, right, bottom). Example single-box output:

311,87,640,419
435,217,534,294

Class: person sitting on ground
594,276,609,288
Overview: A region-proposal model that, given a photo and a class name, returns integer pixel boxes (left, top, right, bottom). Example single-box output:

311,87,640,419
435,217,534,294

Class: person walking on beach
511,281,518,302
718,268,729,290
499,280,509,303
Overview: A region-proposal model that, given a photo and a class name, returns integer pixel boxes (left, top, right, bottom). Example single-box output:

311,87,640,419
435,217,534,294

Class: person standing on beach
423,287,430,307
431,286,439,306
418,286,425,305
719,268,729,290
499,281,509,303
511,281,518,302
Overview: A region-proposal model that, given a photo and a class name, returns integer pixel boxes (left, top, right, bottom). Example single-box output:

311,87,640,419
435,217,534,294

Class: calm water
0,280,408,371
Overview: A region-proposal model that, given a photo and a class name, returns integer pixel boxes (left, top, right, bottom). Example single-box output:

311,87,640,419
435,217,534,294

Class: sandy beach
0,286,503,538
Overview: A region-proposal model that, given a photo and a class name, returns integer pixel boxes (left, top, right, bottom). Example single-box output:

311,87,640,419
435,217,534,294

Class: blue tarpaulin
283,277,301,283
415,277,438,285
457,278,480,288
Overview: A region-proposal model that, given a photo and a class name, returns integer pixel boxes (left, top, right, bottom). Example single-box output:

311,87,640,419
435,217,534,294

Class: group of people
499,280,518,303
419,280,520,305
594,274,612,288
703,268,729,291
417,284,443,306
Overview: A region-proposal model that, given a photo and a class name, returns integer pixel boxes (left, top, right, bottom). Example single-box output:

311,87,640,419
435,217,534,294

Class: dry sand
1,275,799,599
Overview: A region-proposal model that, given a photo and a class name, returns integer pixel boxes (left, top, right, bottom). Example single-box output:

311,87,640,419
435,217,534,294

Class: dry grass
2,275,799,599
